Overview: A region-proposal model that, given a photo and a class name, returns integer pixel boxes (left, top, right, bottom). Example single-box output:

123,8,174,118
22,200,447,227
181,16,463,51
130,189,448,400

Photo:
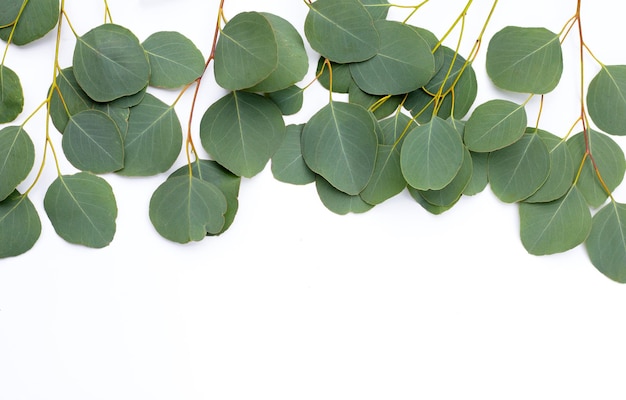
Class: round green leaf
400,116,464,191
567,129,626,208
350,19,435,95
0,65,24,123
49,67,96,133
142,31,205,89
304,0,379,63
419,146,473,207
0,126,34,201
44,173,117,248
486,26,563,94
488,133,550,203
360,144,405,205
117,93,182,176
200,91,285,178
62,110,124,174
316,58,353,93
266,85,304,116
586,202,626,283
464,99,527,152
149,175,227,243
271,124,315,185
315,176,374,215
587,65,626,136
214,12,278,91
0,191,41,258
0,0,59,45
463,151,489,196
520,186,591,255
301,101,378,195
73,23,150,102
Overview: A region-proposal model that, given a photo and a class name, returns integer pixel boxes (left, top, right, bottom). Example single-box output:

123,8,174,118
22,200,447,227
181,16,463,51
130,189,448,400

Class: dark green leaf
0,191,41,258
463,151,489,196
266,85,303,115
360,144,405,205
348,83,402,120
0,0,59,45
315,176,374,215
271,124,315,185
419,146,472,207
464,99,527,152
408,186,457,215
0,126,34,201
586,202,626,283
315,58,353,93
0,65,23,123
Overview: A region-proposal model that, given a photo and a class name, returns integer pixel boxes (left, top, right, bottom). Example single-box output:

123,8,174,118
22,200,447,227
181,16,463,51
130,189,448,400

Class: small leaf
304,0,379,63
520,187,591,255
586,202,626,283
48,67,97,133
419,146,473,207
0,126,35,201
0,191,41,258
271,124,315,185
44,173,117,248
348,83,402,120
463,151,489,196
266,85,303,116
142,31,205,89
408,186,457,215
0,0,59,45
486,26,563,94
301,101,378,195
587,65,626,136
200,91,285,178
315,176,374,215
315,58,353,93
62,110,124,174
464,99,527,152
0,65,24,123
149,175,227,243
360,144,405,205
73,23,150,102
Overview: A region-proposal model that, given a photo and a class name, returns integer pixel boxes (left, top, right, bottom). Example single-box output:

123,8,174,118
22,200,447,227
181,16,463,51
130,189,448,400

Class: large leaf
304,0,379,63
519,187,591,255
315,176,374,215
586,202,626,283
117,93,182,176
0,191,41,258
301,101,378,195
200,91,285,178
464,99,527,152
0,0,59,45
0,65,24,123
149,175,227,243
486,26,563,94
142,31,205,89
0,126,35,201
400,116,464,191
44,173,117,248
567,129,626,208
587,65,626,136
488,132,550,203
350,19,435,95
62,110,124,174
271,124,315,185
213,12,278,91
73,23,150,102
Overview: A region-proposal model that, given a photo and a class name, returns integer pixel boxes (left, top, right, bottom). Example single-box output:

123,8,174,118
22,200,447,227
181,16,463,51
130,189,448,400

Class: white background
2,0,626,399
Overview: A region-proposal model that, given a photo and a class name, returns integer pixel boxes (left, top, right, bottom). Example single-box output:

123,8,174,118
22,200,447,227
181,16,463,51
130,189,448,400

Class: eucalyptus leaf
378,111,415,146
142,31,205,89
463,151,489,196
271,124,315,185
0,191,41,258
0,126,34,201
316,58,353,93
315,176,374,215
266,85,303,116
348,83,402,120
49,67,97,133
586,202,626,283
301,101,378,195
200,91,285,178
0,0,22,27
149,175,227,243
464,99,527,152
44,173,117,248
0,65,24,123
419,146,472,207
408,186,457,215
360,144,405,205
73,23,150,102
587,65,626,136
0,0,59,45
360,0,390,20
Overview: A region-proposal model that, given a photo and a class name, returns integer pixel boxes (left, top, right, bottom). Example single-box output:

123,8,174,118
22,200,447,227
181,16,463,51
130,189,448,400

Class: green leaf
378,111,415,146
200,91,285,178
464,99,527,152
149,175,227,243
62,110,124,174
0,191,41,258
486,26,563,94
360,144,405,205
0,0,59,45
315,176,374,215
488,133,550,203
587,65,626,136
360,0,390,20
567,129,626,208
400,116,464,191
463,151,489,196
0,65,24,123
271,124,315,185
315,58,353,93
169,160,240,234
44,173,117,248
0,126,34,201
142,31,205,89
520,187,591,255
213,12,278,91
117,93,182,176
304,0,379,63
586,202,626,283
350,19,435,95
73,23,150,102
48,67,96,133
348,83,402,120
0,0,22,27
301,101,378,195
247,13,309,93
408,186,457,215
419,146,473,207
266,85,303,116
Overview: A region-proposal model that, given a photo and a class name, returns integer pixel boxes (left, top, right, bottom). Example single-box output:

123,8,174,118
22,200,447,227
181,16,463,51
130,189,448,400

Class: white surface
2,1,626,399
